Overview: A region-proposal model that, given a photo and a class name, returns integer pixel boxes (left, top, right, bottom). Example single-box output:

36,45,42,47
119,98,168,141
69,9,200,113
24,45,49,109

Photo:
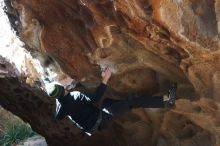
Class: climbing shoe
168,82,177,106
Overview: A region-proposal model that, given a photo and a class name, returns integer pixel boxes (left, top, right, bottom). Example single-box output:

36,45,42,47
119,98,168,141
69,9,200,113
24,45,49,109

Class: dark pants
99,96,164,129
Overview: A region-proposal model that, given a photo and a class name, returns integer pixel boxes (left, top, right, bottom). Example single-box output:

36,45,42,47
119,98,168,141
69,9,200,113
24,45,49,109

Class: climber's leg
101,96,164,118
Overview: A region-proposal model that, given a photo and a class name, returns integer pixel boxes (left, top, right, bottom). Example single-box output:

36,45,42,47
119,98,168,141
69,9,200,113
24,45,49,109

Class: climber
48,67,177,136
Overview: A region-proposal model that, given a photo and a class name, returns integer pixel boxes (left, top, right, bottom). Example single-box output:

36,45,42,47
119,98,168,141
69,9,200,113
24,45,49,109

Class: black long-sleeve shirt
55,83,107,135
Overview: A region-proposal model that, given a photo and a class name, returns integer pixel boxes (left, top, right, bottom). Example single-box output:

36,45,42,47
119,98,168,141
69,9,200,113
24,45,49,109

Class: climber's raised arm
89,67,112,103
101,67,112,85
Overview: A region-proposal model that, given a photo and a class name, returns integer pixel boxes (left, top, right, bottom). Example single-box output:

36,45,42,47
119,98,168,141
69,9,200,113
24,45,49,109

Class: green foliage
0,120,36,146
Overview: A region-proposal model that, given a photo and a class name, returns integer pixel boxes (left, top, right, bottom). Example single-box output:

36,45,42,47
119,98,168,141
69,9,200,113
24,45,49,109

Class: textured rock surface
1,0,220,145
19,135,47,146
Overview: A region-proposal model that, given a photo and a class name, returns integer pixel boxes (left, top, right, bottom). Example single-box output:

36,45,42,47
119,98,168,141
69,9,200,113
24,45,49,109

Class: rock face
20,135,47,146
1,0,220,145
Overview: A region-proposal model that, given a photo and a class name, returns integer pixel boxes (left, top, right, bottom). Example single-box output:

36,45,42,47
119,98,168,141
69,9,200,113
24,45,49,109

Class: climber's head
48,84,65,98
